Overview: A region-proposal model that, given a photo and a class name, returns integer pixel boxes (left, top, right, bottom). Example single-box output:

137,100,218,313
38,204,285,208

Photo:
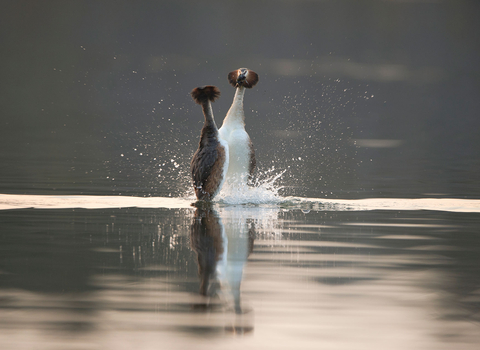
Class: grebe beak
236,69,248,87
228,68,258,89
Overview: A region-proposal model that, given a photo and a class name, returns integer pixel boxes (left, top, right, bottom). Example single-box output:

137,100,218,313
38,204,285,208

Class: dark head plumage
191,86,221,104
228,68,259,88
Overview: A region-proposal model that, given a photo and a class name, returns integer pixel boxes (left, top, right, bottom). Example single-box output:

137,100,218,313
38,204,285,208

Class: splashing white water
216,169,285,205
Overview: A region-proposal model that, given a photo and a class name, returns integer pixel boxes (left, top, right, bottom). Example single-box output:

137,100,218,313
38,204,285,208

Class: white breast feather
219,126,251,184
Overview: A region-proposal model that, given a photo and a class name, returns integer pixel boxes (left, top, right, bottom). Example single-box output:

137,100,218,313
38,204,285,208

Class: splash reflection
190,202,258,334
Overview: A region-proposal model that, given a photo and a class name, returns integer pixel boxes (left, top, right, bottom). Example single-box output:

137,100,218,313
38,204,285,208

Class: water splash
216,168,285,205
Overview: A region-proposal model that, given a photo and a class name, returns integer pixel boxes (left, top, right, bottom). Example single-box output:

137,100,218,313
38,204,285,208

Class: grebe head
228,68,259,88
191,85,221,104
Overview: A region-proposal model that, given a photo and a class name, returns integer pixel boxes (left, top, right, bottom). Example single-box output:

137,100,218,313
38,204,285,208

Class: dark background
1,0,479,198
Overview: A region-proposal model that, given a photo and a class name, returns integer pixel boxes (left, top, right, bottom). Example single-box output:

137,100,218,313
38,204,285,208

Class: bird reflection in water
190,202,254,334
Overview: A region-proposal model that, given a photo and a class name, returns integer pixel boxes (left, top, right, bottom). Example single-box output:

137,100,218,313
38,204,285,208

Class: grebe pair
191,68,259,201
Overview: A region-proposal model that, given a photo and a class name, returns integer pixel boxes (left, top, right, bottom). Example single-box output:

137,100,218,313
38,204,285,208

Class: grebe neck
223,87,246,127
199,101,218,146
201,101,217,128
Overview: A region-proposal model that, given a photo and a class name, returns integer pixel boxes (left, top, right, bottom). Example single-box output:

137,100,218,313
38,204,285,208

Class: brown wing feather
191,143,226,200
203,144,226,197
191,147,216,200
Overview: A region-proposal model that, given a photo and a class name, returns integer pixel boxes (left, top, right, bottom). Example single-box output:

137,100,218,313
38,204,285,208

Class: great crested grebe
190,86,229,201
218,68,259,187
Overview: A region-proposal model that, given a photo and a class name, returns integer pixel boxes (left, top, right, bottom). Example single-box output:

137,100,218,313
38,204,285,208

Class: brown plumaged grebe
219,68,259,186
190,86,229,201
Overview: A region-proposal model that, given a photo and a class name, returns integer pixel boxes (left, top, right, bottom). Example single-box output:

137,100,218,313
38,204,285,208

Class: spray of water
215,167,286,205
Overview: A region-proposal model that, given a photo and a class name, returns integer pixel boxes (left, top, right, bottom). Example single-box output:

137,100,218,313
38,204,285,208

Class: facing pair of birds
190,68,259,201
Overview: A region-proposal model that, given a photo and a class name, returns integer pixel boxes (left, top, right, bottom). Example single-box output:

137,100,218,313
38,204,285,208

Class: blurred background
1,0,479,199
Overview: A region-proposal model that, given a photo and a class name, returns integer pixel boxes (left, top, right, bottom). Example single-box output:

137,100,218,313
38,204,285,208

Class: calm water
2,1,480,349
1,195,480,349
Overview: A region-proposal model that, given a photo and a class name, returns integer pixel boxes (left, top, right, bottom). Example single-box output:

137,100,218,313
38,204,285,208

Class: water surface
1,196,479,349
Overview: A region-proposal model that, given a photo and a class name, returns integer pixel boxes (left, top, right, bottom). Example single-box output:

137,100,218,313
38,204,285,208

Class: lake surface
1,195,480,349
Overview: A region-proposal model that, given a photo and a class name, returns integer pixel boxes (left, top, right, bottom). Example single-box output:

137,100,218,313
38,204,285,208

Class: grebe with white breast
218,68,259,186
190,86,229,201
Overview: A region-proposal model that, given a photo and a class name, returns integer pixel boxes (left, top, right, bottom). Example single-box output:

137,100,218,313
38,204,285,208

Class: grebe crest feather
228,68,259,89
191,85,221,104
